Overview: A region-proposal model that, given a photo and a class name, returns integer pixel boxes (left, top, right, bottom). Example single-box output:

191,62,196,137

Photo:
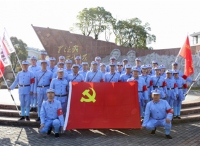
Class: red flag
0,61,4,78
64,81,141,130
179,36,194,76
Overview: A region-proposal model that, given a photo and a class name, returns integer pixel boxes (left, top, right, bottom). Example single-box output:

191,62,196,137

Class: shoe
177,116,181,119
166,135,172,139
173,116,177,119
18,116,25,121
30,108,34,112
55,133,59,138
36,117,40,122
26,116,30,121
151,127,156,135
34,108,37,112
47,127,52,135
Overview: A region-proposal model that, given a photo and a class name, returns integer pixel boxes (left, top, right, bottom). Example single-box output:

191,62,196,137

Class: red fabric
0,61,4,78
183,84,188,89
174,83,178,88
163,81,167,87
57,108,63,116
143,85,147,91
179,36,194,76
118,80,121,82
81,80,84,82
166,109,173,114
100,79,104,82
30,78,35,84
182,75,187,80
50,79,52,82
150,80,153,86
65,81,141,130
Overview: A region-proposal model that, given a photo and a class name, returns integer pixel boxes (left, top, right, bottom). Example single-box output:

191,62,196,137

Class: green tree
9,37,28,73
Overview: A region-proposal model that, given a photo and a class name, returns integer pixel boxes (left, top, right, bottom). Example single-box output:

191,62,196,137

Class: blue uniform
55,64,67,69
40,99,64,134
47,66,57,74
151,68,155,75
10,70,35,116
106,65,117,72
172,70,193,83
122,67,126,72
120,73,133,82
68,73,84,82
79,70,88,80
65,69,73,75
142,99,173,135
165,77,178,107
100,71,107,79
160,72,166,78
116,70,125,76
78,64,83,71
127,77,148,117
37,60,50,67
140,74,153,102
53,71,68,80
85,70,104,82
133,66,141,75
104,72,121,82
90,65,100,71
35,70,52,117
50,78,69,117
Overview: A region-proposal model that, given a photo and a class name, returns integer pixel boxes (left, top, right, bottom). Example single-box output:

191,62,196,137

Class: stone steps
0,109,38,118
172,113,200,124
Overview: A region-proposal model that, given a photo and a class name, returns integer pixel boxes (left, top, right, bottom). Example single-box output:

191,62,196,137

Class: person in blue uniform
106,57,117,72
79,62,88,80
127,67,148,118
133,58,142,75
34,60,53,122
104,63,121,82
65,60,73,74
75,56,83,71
47,57,57,73
53,62,68,80
68,64,84,82
160,65,166,78
173,70,188,119
151,60,159,75
100,63,107,78
122,58,129,72
50,68,69,118
165,70,178,107
85,61,104,82
116,62,125,75
55,56,67,69
120,64,133,82
151,67,167,99
8,60,35,121
36,52,50,67
90,56,101,71
147,64,152,76
39,88,64,138
141,90,173,139
28,56,41,112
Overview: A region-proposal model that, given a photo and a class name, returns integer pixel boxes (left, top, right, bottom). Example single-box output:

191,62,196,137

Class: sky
0,0,200,50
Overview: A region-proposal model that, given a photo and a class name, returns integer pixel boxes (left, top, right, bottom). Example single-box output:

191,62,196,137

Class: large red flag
179,36,194,76
64,81,141,130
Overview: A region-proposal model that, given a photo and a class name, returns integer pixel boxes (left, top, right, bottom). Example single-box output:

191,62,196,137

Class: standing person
151,67,167,99
28,56,41,112
106,57,117,72
50,68,69,118
173,70,188,119
47,57,57,73
122,59,129,72
120,64,133,82
127,67,148,118
90,56,101,71
133,58,142,75
8,61,35,121
37,52,50,67
68,64,84,82
160,65,166,78
65,60,73,74
165,70,178,107
85,61,104,82
116,62,125,75
104,63,121,82
35,60,53,122
147,64,152,76
39,88,64,138
79,62,89,80
100,63,107,79
55,56,67,69
141,90,173,139
151,61,159,75
75,56,83,71
53,62,68,80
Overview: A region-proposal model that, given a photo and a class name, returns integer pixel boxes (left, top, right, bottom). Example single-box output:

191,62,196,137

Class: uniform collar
41,69,47,72
167,77,172,79
117,70,122,73
50,66,55,69
153,100,160,104
66,69,71,71
31,65,37,67
57,77,64,80
110,72,115,75
133,77,139,80
92,70,98,73
126,73,132,75
83,70,87,72
48,100,54,104
23,70,28,72
155,75,160,77
142,74,147,76
73,73,79,76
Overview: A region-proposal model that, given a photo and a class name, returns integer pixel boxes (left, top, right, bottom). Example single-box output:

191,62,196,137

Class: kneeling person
39,88,64,138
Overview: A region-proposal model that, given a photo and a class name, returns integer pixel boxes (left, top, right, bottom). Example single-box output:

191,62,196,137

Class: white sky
0,0,199,50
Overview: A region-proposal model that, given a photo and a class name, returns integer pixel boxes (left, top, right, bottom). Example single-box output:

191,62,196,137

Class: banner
0,37,11,67
64,81,141,130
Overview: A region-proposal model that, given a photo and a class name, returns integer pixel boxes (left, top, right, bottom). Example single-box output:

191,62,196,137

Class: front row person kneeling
39,88,64,138
141,90,173,139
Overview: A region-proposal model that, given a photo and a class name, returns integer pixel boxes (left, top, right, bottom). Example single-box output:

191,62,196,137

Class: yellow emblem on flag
80,87,96,103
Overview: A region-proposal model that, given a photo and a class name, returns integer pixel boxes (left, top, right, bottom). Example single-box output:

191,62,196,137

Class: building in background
190,32,200,46
27,47,49,62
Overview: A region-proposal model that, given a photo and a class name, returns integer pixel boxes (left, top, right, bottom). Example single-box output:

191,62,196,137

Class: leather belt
153,86,163,88
138,91,143,93
55,94,67,97
178,87,182,89
19,84,30,87
167,88,174,90
147,86,150,88
37,85,50,88
156,118,165,120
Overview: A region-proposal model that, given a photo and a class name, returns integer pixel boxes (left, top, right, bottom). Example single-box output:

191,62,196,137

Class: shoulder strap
72,74,79,81
90,71,98,82
155,77,160,86
109,73,116,82
145,76,148,83
51,67,54,72
38,71,47,84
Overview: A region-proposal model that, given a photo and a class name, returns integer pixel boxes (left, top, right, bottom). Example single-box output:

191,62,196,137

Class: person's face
112,51,119,59
41,54,46,60
31,59,37,65
95,59,101,64
173,64,178,70
109,65,116,73
41,62,47,69
50,60,55,66
59,59,65,63
100,65,106,71
58,64,64,69
47,92,55,101
128,52,135,62
66,63,72,69
57,71,64,78
161,68,165,73
148,67,152,73
152,63,158,68
152,94,160,102
75,59,81,65
22,64,29,70
82,64,88,70
166,73,172,78
123,60,128,66
133,70,139,77
142,68,147,74
135,60,141,66
92,64,98,71
73,66,79,73
110,59,116,63
126,68,132,74
155,69,160,75
174,73,179,78
117,65,122,71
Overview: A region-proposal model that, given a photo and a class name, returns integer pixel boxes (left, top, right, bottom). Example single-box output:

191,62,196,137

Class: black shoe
36,117,40,122
151,127,156,135
18,116,25,121
166,135,172,139
47,127,52,135
26,116,30,121
177,116,181,119
34,107,37,112
30,108,34,112
173,116,177,119
55,133,59,138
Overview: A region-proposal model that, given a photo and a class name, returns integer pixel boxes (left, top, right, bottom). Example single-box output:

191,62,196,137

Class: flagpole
14,51,22,69
0,69,21,116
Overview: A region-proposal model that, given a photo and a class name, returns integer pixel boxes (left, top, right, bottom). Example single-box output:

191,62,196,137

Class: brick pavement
0,122,200,146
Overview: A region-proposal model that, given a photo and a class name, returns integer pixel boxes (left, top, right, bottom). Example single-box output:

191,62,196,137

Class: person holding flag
36,52,50,67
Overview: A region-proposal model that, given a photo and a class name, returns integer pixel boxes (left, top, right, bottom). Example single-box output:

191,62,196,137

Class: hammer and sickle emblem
80,87,96,103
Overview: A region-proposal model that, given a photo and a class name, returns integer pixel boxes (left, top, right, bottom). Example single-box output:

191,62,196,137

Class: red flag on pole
64,81,141,130
179,36,194,76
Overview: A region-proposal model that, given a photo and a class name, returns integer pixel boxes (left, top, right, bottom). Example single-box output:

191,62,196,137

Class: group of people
8,51,196,139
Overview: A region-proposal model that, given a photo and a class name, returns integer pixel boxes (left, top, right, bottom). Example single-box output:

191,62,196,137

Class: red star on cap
128,65,130,66
155,90,157,92
68,60,70,61
136,67,138,69
52,57,53,59
25,61,26,62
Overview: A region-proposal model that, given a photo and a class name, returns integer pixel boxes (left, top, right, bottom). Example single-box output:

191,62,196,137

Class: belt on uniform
147,86,150,88
178,87,182,89
167,88,174,90
138,91,143,93
55,94,67,97
153,86,163,88
37,85,50,88
19,84,30,87
156,118,165,120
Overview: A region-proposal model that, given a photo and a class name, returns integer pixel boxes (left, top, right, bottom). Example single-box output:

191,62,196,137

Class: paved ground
0,121,200,146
